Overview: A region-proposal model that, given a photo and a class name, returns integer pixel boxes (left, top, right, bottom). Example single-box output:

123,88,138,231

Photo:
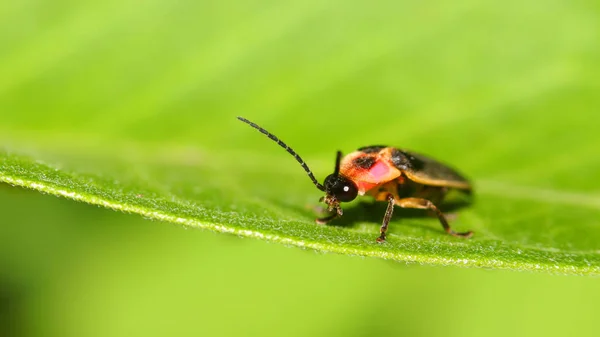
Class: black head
323,150,358,203
323,174,358,202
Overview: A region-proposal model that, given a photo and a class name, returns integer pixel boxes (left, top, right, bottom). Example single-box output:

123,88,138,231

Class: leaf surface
1,0,600,274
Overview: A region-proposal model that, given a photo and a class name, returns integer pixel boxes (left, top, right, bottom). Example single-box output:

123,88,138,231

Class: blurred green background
2,0,600,336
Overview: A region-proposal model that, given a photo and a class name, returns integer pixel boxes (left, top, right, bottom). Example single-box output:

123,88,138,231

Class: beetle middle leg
396,197,473,238
376,194,396,243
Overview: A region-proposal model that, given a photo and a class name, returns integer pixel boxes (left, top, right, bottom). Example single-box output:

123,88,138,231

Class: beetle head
319,151,358,214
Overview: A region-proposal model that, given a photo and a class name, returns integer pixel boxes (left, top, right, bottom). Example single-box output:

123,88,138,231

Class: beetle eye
323,174,358,202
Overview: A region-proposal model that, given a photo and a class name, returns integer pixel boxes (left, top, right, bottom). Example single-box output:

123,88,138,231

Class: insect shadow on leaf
325,191,473,233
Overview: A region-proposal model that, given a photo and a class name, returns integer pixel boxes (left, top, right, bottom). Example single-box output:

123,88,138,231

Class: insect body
238,117,473,242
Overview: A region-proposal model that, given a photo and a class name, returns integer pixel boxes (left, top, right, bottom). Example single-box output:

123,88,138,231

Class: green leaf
2,0,600,274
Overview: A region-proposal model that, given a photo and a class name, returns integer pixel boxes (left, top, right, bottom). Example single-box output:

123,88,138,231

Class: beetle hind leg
396,197,473,238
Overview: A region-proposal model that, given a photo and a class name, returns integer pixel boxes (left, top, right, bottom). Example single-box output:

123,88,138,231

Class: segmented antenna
333,151,342,176
237,117,325,191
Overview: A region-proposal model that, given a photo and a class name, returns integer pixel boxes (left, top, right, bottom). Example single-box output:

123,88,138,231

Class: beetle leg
315,212,338,224
395,197,473,238
376,194,396,243
315,204,343,224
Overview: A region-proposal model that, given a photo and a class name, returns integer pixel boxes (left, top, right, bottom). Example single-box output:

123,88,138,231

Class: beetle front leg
315,203,343,225
376,194,396,243
396,197,473,238
315,212,339,224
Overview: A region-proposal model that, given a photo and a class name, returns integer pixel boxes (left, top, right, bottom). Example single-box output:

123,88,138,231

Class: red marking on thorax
354,160,393,194
368,161,390,182
340,153,401,195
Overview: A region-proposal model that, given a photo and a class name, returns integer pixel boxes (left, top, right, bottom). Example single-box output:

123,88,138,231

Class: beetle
237,116,473,242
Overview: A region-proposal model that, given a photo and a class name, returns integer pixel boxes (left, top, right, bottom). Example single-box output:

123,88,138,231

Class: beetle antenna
333,151,342,176
237,117,326,192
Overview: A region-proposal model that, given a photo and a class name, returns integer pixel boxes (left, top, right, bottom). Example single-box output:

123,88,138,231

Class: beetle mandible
237,116,473,242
